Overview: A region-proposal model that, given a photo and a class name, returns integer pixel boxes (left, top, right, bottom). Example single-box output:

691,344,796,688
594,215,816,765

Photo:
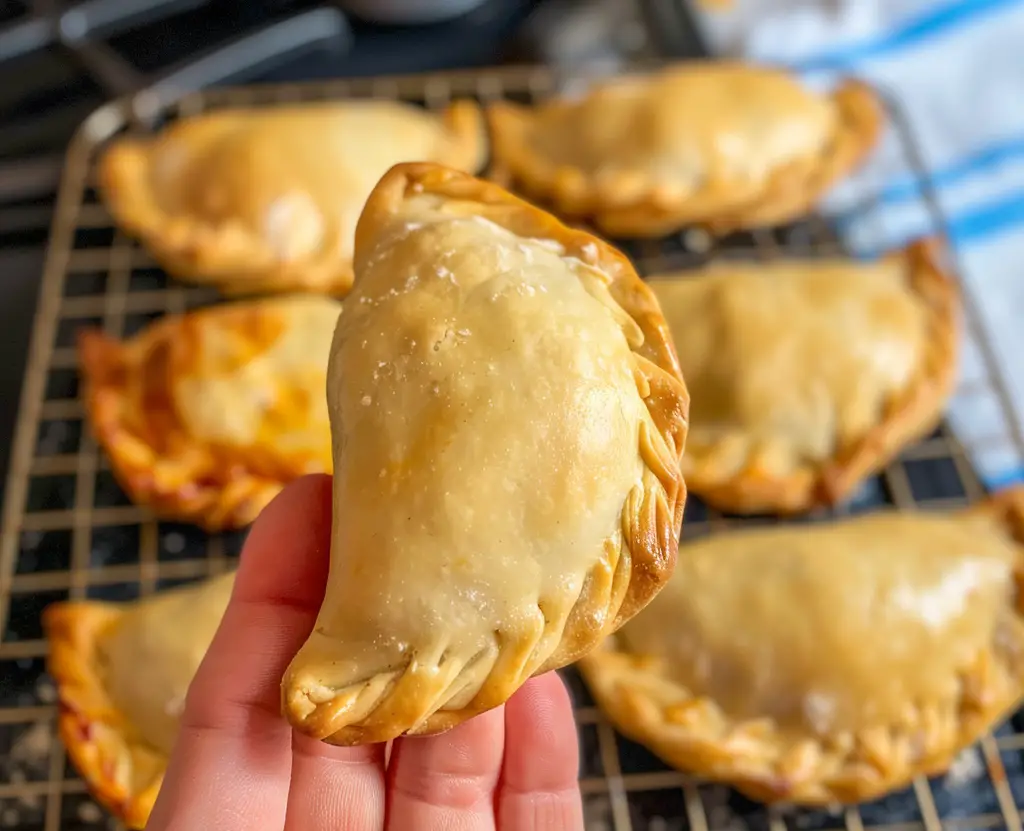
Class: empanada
281,162,689,745
44,574,234,830
99,100,486,295
578,488,1024,804
648,239,959,514
487,62,882,237
78,295,341,530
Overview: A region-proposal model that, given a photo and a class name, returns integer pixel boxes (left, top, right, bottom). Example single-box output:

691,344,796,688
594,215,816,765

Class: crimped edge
486,69,883,238
78,313,292,532
578,486,1024,805
99,100,487,297
682,238,960,515
43,601,160,831
283,161,690,745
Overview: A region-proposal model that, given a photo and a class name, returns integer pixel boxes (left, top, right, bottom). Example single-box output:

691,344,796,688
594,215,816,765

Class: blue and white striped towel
693,0,1024,489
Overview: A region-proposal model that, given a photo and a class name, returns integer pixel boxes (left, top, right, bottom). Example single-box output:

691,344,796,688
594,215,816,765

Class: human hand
146,474,586,830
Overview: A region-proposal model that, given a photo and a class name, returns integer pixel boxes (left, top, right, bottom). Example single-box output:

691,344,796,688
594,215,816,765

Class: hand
146,474,586,830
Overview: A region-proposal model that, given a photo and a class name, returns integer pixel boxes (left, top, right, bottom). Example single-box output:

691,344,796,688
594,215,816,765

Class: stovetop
0,0,704,499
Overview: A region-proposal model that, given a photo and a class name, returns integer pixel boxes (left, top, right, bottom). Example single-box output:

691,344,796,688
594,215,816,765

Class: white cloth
692,0,1024,488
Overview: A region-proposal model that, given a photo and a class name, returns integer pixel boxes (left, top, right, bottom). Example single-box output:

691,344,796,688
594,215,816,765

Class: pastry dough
487,62,882,237
648,239,959,514
281,162,689,745
578,488,1024,805
99,100,486,295
78,295,340,530
44,573,234,830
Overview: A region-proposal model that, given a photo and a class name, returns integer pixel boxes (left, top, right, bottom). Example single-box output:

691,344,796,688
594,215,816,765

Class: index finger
147,474,333,830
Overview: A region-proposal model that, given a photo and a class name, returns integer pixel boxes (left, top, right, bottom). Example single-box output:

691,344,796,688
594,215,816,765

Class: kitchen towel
692,0,1024,489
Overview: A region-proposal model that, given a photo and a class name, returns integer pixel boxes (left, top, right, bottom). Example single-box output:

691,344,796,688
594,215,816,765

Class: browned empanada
45,574,233,830
487,61,882,237
281,163,689,745
100,100,486,295
649,239,959,514
579,489,1024,804
78,296,340,530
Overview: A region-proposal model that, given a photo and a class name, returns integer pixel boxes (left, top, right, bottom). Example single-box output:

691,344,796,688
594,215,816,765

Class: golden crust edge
682,237,960,515
44,601,160,830
283,161,689,745
98,100,487,297
577,486,1024,805
77,320,285,532
485,72,884,238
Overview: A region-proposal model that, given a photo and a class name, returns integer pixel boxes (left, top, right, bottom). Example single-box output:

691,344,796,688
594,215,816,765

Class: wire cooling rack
1,65,1024,831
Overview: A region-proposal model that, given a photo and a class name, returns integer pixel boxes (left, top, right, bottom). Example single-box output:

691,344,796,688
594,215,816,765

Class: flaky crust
578,487,1024,805
78,300,335,531
99,100,486,296
282,163,689,745
487,71,882,238
685,239,959,514
44,602,161,831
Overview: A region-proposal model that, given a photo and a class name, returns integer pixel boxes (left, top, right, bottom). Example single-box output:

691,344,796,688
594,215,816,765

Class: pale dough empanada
281,162,690,745
579,488,1024,804
78,295,341,530
649,239,959,514
99,100,486,295
44,573,234,830
487,61,882,237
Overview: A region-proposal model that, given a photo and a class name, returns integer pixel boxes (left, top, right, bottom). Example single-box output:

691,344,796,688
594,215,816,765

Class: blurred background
0,0,684,489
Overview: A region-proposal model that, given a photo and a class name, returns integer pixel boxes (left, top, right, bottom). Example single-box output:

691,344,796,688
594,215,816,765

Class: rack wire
1,65,1023,831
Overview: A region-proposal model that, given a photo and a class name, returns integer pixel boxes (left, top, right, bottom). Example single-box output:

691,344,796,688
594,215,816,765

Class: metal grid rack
1,65,1024,831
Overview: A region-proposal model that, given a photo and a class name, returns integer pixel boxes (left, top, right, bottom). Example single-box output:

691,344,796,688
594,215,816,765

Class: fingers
147,474,334,831
283,735,386,831
386,707,506,831
497,673,585,831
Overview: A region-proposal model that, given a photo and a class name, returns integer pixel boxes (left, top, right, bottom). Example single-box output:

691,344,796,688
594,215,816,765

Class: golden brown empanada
281,162,689,745
578,488,1024,805
44,574,234,830
78,295,340,531
487,62,882,237
648,239,959,514
99,100,486,295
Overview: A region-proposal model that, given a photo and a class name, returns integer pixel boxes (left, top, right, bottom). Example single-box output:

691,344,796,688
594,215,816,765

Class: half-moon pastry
281,162,689,745
44,573,234,830
578,488,1024,805
487,62,882,237
648,239,959,514
78,295,341,531
99,100,486,295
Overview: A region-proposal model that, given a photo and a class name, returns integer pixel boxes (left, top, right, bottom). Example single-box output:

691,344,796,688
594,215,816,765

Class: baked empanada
44,573,234,830
648,239,959,514
99,100,486,295
79,295,340,530
487,62,882,237
281,162,689,745
578,488,1024,804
